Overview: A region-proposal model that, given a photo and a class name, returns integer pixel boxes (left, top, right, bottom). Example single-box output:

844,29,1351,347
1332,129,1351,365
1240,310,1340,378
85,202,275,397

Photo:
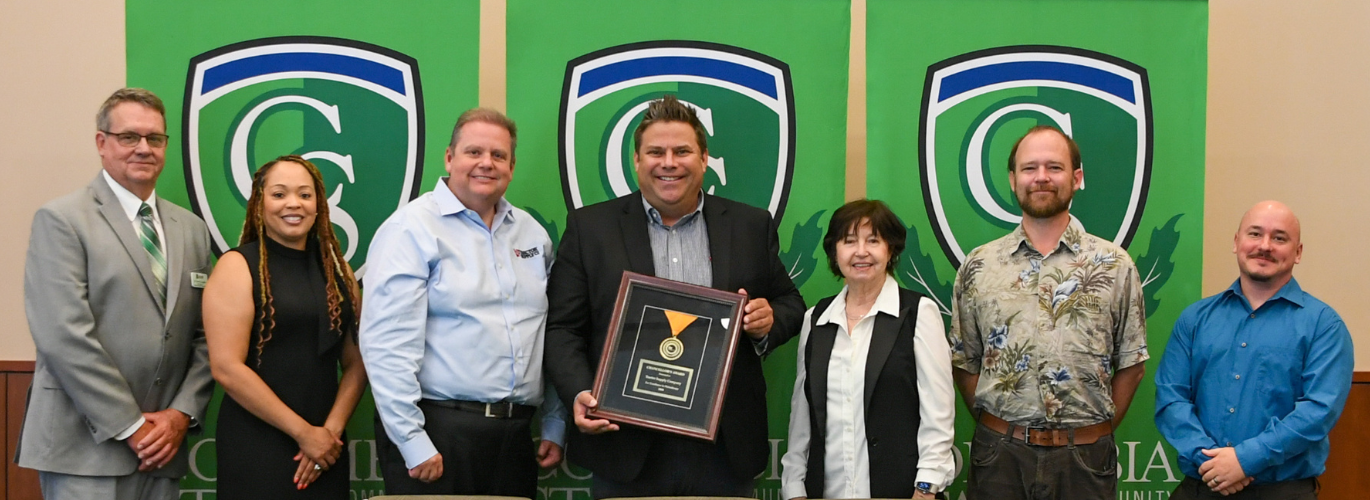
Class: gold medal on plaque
660,310,699,361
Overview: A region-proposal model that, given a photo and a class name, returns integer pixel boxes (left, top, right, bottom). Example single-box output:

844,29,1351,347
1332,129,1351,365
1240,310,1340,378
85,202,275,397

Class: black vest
803,287,925,498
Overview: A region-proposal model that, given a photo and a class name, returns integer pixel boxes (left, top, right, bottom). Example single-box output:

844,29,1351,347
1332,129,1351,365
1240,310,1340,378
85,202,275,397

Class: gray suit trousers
39,470,180,500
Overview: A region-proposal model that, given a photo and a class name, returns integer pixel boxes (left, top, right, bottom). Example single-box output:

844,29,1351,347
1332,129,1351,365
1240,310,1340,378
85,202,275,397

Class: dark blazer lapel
864,306,906,410
158,199,184,320
91,176,165,316
808,320,838,430
619,192,655,276
704,195,731,290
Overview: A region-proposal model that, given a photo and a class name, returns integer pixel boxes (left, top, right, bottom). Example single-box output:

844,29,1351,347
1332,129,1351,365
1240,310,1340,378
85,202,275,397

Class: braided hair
239,155,361,364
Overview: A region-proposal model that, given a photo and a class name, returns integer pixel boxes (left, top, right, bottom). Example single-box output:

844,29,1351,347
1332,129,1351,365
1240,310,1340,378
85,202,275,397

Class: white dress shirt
102,170,167,441
101,170,167,270
781,275,956,498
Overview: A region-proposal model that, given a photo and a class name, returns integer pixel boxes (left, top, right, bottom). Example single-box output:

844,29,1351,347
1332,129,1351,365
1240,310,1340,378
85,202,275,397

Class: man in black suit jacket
545,95,805,497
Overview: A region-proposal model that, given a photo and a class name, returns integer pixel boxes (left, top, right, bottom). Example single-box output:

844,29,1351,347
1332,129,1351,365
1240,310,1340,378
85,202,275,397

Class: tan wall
1207,0,1370,370
0,0,1366,369
0,0,126,360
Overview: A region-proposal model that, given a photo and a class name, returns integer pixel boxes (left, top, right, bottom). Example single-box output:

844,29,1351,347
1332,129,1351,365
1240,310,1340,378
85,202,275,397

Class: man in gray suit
17,88,215,499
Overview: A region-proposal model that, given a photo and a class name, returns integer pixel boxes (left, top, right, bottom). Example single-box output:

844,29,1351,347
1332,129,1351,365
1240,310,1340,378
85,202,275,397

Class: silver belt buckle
484,402,511,418
1023,427,1033,445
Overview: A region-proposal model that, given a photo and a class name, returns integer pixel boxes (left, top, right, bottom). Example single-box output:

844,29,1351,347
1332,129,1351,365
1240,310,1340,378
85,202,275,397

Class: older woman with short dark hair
780,199,956,499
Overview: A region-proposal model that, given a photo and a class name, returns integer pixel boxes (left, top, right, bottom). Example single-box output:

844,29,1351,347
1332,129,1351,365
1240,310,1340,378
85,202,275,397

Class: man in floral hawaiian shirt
948,125,1149,500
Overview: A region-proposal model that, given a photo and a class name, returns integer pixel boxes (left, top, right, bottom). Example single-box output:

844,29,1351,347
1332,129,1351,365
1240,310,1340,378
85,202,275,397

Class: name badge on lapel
191,272,209,289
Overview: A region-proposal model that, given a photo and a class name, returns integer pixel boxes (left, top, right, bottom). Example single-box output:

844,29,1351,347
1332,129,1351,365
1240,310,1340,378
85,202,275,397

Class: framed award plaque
587,271,747,441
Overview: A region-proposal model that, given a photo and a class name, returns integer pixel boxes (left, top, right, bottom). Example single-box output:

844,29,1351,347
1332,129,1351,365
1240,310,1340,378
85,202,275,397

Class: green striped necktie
137,203,167,306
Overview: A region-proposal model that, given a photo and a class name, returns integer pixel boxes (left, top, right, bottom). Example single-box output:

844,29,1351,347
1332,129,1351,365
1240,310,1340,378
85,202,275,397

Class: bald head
1233,200,1302,285
1237,200,1301,241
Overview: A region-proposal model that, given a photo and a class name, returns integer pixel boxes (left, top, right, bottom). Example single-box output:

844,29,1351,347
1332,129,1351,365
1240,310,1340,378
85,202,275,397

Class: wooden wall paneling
1320,373,1370,500
0,373,7,496
6,371,38,500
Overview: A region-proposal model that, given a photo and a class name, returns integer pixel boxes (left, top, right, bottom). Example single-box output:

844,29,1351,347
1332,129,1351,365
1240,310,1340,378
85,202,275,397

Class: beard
1016,187,1073,218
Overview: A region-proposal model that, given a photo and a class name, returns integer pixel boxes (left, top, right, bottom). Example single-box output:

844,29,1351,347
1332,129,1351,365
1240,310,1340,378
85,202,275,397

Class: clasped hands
125,409,191,472
1198,447,1252,496
291,424,344,490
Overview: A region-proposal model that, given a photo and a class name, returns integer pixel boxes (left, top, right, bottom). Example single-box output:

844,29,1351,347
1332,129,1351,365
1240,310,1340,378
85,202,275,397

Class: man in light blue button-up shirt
360,109,566,497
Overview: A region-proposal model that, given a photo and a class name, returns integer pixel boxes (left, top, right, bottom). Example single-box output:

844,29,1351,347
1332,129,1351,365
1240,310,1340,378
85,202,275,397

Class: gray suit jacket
17,173,215,478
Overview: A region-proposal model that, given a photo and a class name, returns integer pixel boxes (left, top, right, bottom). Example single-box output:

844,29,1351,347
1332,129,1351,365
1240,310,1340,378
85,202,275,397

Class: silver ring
314,464,322,471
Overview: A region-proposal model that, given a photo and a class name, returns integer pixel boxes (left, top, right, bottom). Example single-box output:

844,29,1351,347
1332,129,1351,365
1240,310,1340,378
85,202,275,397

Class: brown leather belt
979,411,1113,446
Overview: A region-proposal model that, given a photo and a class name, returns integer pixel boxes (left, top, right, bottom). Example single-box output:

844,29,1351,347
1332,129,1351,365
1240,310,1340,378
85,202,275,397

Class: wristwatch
916,482,935,495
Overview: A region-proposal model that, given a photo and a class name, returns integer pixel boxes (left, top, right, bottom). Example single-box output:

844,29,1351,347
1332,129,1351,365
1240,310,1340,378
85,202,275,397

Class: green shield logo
182,36,424,276
920,46,1152,266
559,41,795,218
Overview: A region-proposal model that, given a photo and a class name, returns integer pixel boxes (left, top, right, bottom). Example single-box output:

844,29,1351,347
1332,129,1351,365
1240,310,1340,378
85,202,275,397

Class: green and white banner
507,1,851,497
127,1,480,497
867,1,1207,498
122,0,1205,498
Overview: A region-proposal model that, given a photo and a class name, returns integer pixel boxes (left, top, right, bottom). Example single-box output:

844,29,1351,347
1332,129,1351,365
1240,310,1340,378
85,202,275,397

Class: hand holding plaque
587,272,746,441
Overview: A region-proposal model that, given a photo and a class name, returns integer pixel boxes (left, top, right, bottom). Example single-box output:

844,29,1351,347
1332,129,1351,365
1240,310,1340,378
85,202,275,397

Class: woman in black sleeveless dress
203,155,366,498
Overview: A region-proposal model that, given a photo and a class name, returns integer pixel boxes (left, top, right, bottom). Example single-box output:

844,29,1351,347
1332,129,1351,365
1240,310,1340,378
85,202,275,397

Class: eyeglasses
101,130,169,148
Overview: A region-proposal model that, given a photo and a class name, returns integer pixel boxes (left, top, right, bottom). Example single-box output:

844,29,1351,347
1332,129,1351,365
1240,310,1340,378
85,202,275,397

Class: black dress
217,237,352,499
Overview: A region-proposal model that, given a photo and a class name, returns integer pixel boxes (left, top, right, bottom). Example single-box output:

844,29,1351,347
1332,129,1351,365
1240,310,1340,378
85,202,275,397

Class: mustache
1247,251,1276,261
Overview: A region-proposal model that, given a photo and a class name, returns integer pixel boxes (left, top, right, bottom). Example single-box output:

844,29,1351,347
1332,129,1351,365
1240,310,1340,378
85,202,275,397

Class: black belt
420,398,536,419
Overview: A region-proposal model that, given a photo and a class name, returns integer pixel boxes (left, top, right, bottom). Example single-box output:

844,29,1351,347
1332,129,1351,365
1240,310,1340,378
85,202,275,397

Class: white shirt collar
815,274,900,326
102,169,159,222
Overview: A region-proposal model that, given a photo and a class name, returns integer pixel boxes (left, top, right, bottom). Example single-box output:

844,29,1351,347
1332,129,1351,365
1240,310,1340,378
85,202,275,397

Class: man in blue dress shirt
360,108,566,496
1156,200,1354,499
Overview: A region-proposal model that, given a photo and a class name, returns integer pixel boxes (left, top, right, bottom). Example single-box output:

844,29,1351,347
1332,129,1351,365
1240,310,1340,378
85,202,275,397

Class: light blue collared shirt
360,179,566,468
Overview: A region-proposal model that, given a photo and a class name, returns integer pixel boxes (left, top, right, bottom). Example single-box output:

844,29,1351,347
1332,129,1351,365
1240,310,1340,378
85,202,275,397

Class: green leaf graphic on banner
1136,213,1182,318
780,210,824,288
526,206,561,252
897,223,953,317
